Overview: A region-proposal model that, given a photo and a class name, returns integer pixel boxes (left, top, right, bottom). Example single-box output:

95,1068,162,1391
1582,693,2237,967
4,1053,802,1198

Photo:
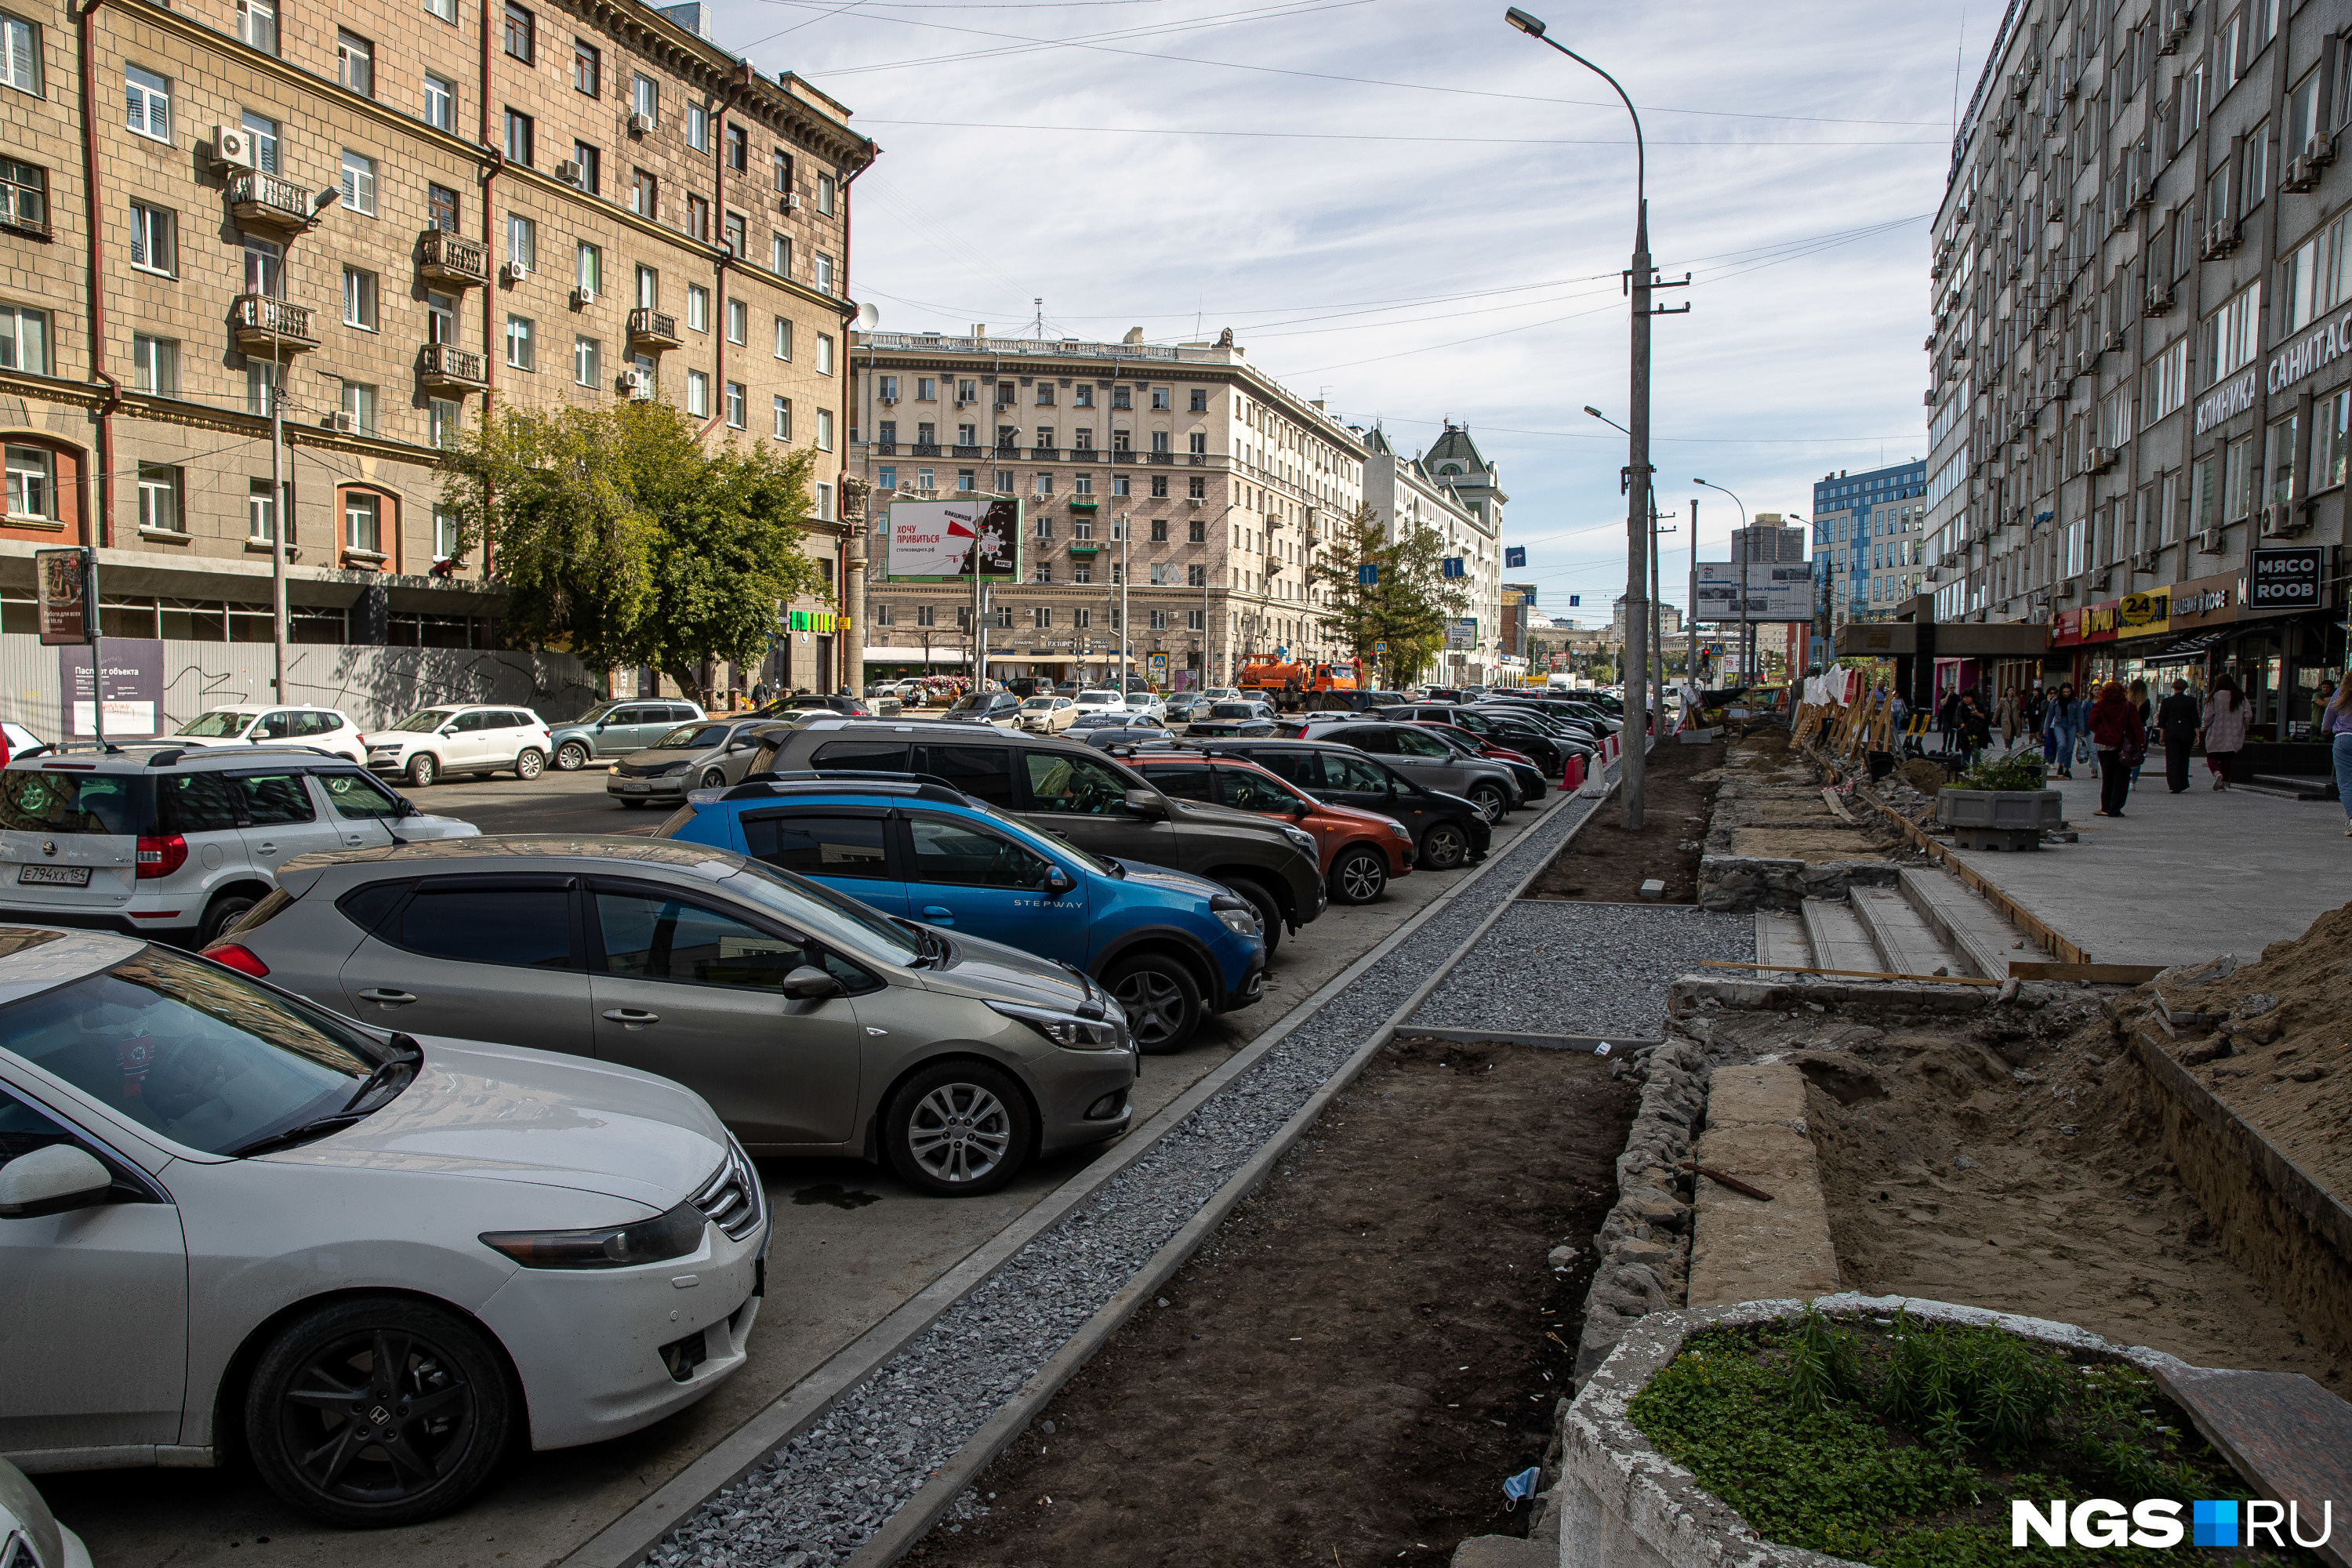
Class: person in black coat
2155,678,2201,793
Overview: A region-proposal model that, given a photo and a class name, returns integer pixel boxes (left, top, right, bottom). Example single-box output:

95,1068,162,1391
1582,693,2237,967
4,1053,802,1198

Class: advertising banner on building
59,640,165,739
884,497,1021,581
2249,546,2325,610
1445,618,1476,650
1695,562,1812,621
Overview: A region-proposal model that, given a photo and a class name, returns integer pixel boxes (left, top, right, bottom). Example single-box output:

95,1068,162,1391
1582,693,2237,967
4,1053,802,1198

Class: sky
709,0,1983,629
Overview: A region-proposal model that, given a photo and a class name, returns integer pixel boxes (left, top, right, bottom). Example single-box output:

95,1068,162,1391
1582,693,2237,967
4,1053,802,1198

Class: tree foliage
437,400,829,704
1307,503,1469,687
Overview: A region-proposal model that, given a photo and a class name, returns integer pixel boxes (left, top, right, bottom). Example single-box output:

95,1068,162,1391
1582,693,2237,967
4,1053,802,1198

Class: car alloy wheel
201,891,260,946
1421,822,1470,870
699,767,727,789
1105,951,1203,1054
1226,877,1283,955
885,1060,1032,1196
1330,845,1388,905
406,753,438,788
554,741,590,771
245,1296,511,1527
1468,784,1508,824
515,748,545,781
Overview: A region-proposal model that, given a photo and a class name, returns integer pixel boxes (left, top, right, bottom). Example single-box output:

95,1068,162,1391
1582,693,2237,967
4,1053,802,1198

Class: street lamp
268,184,342,705
1512,9,1674,827
1693,477,1748,685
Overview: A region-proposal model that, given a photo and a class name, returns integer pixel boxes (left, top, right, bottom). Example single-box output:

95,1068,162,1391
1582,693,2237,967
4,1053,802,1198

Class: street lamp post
1513,7,1679,826
1694,477,1747,684
269,186,343,703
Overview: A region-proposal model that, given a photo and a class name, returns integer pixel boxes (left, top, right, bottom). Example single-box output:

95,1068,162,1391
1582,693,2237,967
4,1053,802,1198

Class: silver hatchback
607,720,793,809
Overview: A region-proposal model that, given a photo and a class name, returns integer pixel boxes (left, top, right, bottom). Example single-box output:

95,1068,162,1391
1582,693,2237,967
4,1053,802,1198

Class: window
504,108,533,165
248,477,277,541
341,267,377,328
1112,387,1131,409
2,12,41,93
339,149,376,215
2318,390,2350,492
681,102,709,151
427,182,459,233
2265,414,2299,506
1022,750,1138,818
770,232,789,274
503,2,532,61
434,506,462,560
2191,454,2219,533
429,397,459,448
685,369,708,417
575,240,601,296
572,38,599,94
336,31,372,96
1033,473,1052,497
686,284,708,332
2290,69,2325,158
237,0,277,53
725,381,746,429
772,394,790,439
773,147,793,193
0,158,42,234
1189,388,1207,412
816,333,833,374
4,442,51,517
136,465,180,533
343,491,381,552
1032,606,1052,630
916,604,936,627
725,124,746,172
816,173,835,214
816,408,833,450
131,332,177,394
505,314,534,370
877,465,896,491
127,201,173,274
2283,212,2349,332
632,74,656,122
2145,337,2188,419
726,298,745,344
246,362,274,416
574,334,599,387
1034,383,1054,407
423,72,454,131
1188,564,1207,586
1189,432,1207,456
631,167,655,217
722,211,745,256
424,0,454,21
773,316,792,360
339,381,376,434
125,64,170,141
2244,123,2270,212
571,141,600,194
1188,475,1206,499
2199,281,2263,383
814,252,834,295
0,303,49,374
506,212,535,271
815,480,833,520
2227,434,2258,519
684,193,710,241
635,264,657,308
1149,517,1166,542
1151,387,1170,410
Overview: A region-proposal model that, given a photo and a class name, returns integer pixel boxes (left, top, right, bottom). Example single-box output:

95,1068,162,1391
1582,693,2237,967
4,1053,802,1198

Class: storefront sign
2248,546,2325,609
2114,588,2170,639
2166,571,2242,630
2050,602,2121,648
2194,367,2260,434
2266,308,2352,397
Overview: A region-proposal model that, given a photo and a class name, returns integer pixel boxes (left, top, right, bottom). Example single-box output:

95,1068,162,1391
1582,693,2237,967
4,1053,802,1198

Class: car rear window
154,773,241,835
811,739,912,773
0,771,148,836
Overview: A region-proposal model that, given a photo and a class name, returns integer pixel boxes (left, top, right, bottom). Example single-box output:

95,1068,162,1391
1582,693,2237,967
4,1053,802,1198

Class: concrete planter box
1934,788,2063,831
1557,1294,2190,1568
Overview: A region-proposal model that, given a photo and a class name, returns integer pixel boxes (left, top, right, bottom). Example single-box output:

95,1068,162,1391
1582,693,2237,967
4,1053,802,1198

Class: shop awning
862,647,968,665
2136,628,2233,666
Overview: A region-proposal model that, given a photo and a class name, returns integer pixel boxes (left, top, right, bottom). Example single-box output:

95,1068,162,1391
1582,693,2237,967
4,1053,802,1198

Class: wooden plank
1697,960,2003,987
2149,1367,2352,1568
2006,960,2168,983
1820,786,1857,823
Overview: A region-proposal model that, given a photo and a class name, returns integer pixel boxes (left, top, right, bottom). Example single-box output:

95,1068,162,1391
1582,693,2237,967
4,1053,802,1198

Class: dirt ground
1789,996,2344,1390
1524,738,1722,903
900,1039,1639,1568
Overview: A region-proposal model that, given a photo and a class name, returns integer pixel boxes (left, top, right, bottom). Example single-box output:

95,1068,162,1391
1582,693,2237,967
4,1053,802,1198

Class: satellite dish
855,301,880,331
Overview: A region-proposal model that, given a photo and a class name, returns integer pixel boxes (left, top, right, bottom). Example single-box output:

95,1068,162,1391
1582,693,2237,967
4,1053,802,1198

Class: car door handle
358,988,416,1007
254,840,276,854
920,905,954,924
602,1007,660,1028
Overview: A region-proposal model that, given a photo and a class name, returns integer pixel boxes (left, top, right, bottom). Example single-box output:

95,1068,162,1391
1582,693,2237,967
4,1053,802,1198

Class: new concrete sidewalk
1948,762,2351,966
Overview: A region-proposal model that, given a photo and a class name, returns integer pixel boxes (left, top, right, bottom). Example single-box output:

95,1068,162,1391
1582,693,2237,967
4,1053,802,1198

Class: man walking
2156,678,2200,793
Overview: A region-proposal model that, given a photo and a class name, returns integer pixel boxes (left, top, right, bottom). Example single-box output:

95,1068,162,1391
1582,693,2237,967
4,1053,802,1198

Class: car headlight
663,760,692,775
988,999,1123,1049
479,1201,707,1269
1388,822,1413,840
1210,891,1263,937
1280,826,1316,854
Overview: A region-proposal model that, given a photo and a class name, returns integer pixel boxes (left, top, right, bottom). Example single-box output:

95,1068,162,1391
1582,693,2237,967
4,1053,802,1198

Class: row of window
877,376,1203,412
866,602,1210,631
873,466,1210,502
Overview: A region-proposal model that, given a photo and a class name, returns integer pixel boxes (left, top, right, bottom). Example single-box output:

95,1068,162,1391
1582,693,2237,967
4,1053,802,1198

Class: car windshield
655,723,734,750
175,711,254,739
574,701,625,724
720,858,925,964
388,708,459,733
1021,698,1058,710
946,696,1002,716
1076,691,1120,705
1210,704,1256,718
1,945,390,1156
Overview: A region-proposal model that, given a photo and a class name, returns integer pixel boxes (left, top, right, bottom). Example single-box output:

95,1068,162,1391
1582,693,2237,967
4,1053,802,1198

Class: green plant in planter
1954,751,2049,793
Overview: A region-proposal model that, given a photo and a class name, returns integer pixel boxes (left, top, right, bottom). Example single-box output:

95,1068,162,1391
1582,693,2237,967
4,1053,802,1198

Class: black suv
1381,704,1588,776
1188,738,1493,870
746,719,1327,951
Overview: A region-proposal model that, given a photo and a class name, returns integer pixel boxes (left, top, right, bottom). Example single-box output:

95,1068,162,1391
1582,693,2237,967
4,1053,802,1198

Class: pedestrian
2127,678,2152,786
2156,678,2201,793
1994,687,2021,752
2326,681,2352,835
1937,688,1962,750
2201,674,2250,790
2088,681,2146,818
2075,685,2100,779
2049,681,2080,779
752,681,769,706
1959,691,1993,761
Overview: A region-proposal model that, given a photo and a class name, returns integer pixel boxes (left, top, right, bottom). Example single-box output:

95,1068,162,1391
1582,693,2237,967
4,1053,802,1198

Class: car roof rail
724,769,977,807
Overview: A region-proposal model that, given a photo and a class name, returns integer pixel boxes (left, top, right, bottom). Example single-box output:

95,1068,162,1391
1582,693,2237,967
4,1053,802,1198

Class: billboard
884,497,1021,582
60,640,165,738
1695,562,1813,622
36,547,94,646
1445,618,1476,650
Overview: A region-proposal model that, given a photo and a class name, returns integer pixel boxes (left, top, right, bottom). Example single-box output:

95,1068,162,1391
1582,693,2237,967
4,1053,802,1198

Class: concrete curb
1406,1025,1657,1053
837,759,1636,1568
561,768,1612,1568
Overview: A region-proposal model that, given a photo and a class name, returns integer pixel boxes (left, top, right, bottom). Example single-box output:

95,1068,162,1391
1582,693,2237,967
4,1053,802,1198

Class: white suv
362,705,555,787
0,747,476,945
170,706,367,766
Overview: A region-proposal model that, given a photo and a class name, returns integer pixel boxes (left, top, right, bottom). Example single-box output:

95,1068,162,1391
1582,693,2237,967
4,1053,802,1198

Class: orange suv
1130,751,1414,904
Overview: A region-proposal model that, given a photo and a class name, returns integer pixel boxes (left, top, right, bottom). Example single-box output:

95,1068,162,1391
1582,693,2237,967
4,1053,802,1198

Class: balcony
1068,495,1099,510
1070,445,1098,461
952,445,984,458
628,308,681,349
1148,451,1174,464
1189,452,1207,466
227,171,314,233
230,294,317,355
418,229,488,287
1069,540,1100,556
912,442,941,457
419,342,486,394
1029,446,1059,460
872,441,898,456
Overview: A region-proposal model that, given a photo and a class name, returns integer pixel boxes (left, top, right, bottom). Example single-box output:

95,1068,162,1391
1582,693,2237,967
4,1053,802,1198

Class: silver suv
0,746,476,944
547,699,707,772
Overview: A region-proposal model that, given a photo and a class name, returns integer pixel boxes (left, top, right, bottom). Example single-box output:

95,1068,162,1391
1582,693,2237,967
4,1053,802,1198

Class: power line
856,116,1946,148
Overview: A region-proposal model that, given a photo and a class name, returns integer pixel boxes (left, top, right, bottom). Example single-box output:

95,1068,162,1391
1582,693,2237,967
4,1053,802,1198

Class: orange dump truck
1237,659,1365,710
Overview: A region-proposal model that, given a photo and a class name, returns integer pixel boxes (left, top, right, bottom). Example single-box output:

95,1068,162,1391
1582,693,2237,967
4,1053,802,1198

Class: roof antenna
1032,296,1044,336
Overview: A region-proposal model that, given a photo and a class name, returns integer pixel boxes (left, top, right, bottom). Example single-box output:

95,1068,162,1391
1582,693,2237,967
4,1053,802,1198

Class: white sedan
1120,692,1167,723
1069,688,1127,718
0,926,766,1527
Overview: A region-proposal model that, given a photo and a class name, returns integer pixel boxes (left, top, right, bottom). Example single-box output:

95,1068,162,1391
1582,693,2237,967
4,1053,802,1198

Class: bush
1955,751,2047,793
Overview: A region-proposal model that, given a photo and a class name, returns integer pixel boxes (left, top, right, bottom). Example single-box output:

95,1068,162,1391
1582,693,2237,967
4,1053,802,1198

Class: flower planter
1934,788,2063,830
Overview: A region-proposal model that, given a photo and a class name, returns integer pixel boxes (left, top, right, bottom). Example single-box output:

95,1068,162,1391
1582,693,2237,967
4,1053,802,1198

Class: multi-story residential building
847,327,1364,690
1926,0,2350,732
1812,459,1931,623
1361,423,1502,682
0,0,869,696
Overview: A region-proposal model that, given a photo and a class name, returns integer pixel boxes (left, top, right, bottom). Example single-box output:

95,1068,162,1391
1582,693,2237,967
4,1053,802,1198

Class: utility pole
1688,498,1700,699
1117,512,1132,691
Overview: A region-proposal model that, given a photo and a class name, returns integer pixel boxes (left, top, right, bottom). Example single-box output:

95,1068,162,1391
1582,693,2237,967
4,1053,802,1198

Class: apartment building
1925,0,2347,732
848,327,1365,690
1812,459,1930,623
1361,423,1503,683
0,0,869,677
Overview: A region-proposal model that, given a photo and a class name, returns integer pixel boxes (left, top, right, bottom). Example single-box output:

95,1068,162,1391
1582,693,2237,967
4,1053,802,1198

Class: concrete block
1448,1535,1551,1568
1685,1064,1841,1308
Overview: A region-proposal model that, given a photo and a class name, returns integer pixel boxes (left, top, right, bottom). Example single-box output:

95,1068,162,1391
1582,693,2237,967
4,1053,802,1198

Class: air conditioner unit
2283,154,2323,192
2089,445,2119,473
2130,176,2154,209
2260,501,2303,536
555,158,585,186
1189,497,1204,507
2104,327,2126,354
501,260,528,285
2144,281,2176,314
2074,347,2096,376
1924,389,1938,406
325,411,358,434
212,126,257,170
628,111,652,136
782,192,802,212
2058,579,2081,600
2197,527,2224,554
619,368,652,400
2134,550,2159,572
1949,339,1969,361
2201,221,2241,259
2307,132,2339,166
570,285,594,308
880,395,898,406
1922,332,1937,353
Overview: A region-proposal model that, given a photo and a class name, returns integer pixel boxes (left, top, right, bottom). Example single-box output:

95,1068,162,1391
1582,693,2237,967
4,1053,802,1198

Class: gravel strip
644,781,1613,1568
1410,902,1755,1040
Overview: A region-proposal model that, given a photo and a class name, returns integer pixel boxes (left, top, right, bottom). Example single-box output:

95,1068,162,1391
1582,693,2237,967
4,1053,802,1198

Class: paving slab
1685,1063,1842,1308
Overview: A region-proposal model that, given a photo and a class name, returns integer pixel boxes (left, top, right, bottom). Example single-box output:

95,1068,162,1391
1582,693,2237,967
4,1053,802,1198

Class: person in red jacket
2086,681,2146,818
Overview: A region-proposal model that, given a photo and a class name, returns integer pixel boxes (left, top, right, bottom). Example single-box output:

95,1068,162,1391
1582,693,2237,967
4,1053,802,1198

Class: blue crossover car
658,776,1265,1051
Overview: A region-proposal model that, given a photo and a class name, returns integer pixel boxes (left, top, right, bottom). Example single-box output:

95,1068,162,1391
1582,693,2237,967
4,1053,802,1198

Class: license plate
623,781,651,792
18,864,91,887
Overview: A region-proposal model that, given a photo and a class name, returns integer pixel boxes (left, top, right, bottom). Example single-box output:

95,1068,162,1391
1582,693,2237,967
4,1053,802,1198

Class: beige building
0,0,869,693
848,327,1365,690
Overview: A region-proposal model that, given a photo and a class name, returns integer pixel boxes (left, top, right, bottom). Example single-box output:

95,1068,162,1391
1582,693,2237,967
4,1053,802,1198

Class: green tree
1308,503,1468,688
437,400,829,705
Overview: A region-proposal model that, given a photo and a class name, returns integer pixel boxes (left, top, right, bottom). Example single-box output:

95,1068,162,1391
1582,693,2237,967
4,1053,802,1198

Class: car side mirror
0,1143,114,1219
782,965,843,1000
1123,788,1167,818
439,726,458,737
1044,866,1076,895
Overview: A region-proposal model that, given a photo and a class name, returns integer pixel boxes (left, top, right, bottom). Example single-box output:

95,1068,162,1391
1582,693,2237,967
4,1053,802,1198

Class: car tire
1328,845,1388,905
554,741,590,771
514,748,545,781
243,1294,514,1528
1224,877,1283,955
199,889,261,946
1468,782,1509,824
1421,821,1472,870
882,1059,1033,1197
699,767,727,790
406,753,438,788
1104,949,1204,1054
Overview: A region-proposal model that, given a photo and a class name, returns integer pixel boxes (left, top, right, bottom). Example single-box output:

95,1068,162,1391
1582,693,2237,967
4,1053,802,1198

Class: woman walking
2088,681,2146,818
2325,682,2352,834
2201,674,2250,790
2050,681,2081,779
1994,686,2021,752
2127,678,2153,786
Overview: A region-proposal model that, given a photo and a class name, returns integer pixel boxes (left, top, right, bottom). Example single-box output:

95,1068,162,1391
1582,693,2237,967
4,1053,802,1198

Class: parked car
1070,710,1165,735
169,705,368,766
1120,692,1167,723
1189,738,1493,869
658,777,1264,1051
1163,693,1206,726
1068,689,1127,719
607,719,794,808
547,699,707,772
1197,688,1242,704
1497,695,1621,735
742,719,1327,952
942,692,1024,728
763,695,876,718
1,1456,90,1568
0,924,768,1526
1380,704,1577,778
1079,725,1175,751
0,746,475,945
1395,720,1550,804
1477,696,1607,740
364,706,557,786
1018,695,1079,735
204,837,1139,1192
1184,702,1279,739
1,722,41,759
1129,752,1414,905
1287,721,1527,822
